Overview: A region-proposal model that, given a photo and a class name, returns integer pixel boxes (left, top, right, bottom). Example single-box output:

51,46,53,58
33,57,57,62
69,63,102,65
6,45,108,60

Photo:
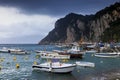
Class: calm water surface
0,44,120,80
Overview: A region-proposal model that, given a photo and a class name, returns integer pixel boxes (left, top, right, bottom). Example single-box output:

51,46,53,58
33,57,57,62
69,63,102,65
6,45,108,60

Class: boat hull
94,53,120,58
38,52,70,59
70,53,83,58
10,51,28,55
0,50,9,53
9,49,28,55
32,64,76,73
76,61,95,67
58,53,83,59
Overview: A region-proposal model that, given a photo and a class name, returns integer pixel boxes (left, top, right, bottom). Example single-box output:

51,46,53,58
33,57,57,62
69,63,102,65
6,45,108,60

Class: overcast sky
0,0,119,44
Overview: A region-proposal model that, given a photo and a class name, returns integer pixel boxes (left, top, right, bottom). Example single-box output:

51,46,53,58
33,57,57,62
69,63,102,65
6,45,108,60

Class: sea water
0,44,120,80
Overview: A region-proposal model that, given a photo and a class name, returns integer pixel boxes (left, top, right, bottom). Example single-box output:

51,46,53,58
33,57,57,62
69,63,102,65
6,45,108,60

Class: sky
0,0,119,44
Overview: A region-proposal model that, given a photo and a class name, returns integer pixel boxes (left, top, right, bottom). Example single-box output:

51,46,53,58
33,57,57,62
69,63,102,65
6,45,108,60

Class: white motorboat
76,61,95,67
55,45,85,58
9,48,28,55
85,43,97,53
0,47,9,53
94,52,120,58
37,51,70,59
67,45,84,54
32,52,76,73
32,62,76,73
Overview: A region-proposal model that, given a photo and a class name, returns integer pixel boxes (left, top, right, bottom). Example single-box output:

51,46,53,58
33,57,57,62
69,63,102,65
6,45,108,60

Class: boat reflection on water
32,71,77,80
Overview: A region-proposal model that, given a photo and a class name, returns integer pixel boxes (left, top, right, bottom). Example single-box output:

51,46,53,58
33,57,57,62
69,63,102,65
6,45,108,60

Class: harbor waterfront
0,44,120,80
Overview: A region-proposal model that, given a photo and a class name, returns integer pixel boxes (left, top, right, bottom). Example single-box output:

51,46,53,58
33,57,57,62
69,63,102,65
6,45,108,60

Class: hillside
101,18,120,42
39,2,120,44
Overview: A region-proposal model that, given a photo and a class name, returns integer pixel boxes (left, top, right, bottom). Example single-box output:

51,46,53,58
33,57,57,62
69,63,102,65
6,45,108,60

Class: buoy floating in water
0,58,5,62
35,55,40,59
13,56,16,61
16,63,20,69
34,61,37,65
0,59,3,62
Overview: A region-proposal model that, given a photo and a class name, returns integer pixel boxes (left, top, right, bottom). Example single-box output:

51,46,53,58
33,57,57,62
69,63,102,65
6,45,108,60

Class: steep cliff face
101,18,120,42
39,2,120,44
89,2,120,41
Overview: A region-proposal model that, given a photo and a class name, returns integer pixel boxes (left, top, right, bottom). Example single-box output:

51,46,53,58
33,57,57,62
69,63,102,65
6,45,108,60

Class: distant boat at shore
0,47,29,55
36,51,70,59
9,48,28,55
0,47,10,53
94,46,120,58
85,50,97,53
54,45,85,59
94,52,120,58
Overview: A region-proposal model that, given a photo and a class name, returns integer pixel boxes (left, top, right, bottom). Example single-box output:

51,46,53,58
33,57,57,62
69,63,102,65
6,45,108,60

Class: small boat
55,45,85,58
86,43,97,53
32,53,76,73
55,43,69,48
32,62,76,73
85,50,97,53
94,52,120,58
0,47,9,53
37,51,70,59
9,48,28,55
76,61,95,67
94,46,120,58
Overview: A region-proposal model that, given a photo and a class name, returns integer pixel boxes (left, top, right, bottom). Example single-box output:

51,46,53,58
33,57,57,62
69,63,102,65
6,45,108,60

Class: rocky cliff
39,2,120,44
